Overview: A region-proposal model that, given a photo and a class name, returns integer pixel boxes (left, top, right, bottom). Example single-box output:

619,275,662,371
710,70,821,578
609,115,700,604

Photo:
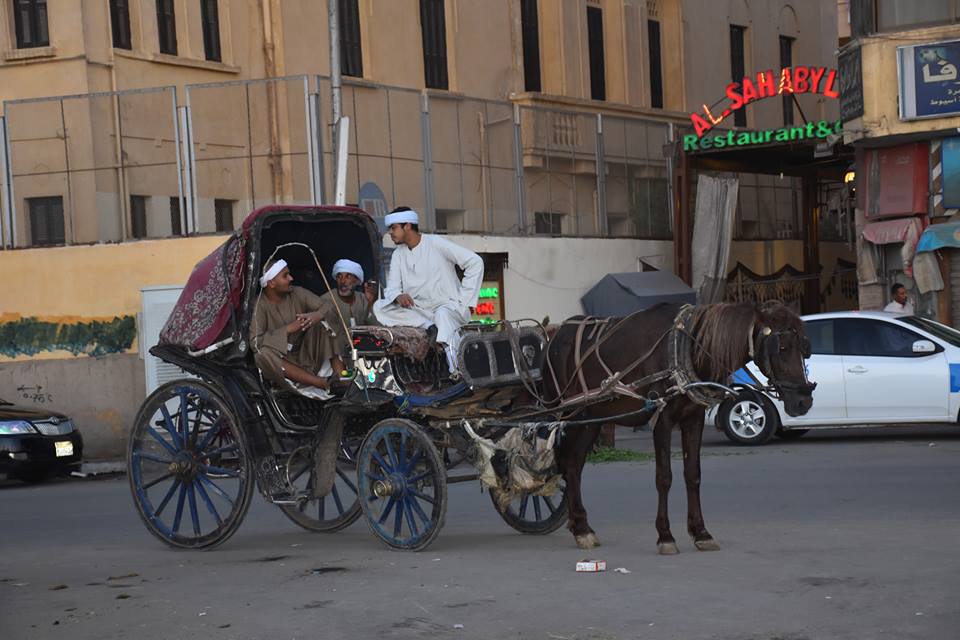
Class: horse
541,301,815,553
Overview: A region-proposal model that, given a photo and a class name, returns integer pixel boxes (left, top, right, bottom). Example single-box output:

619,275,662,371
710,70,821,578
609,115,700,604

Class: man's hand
394,293,415,309
364,281,377,305
292,311,322,333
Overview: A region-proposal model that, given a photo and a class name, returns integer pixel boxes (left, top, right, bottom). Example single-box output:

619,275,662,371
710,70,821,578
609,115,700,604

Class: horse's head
753,301,816,417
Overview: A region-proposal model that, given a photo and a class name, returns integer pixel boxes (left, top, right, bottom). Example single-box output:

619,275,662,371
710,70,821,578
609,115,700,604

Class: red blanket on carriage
159,234,245,350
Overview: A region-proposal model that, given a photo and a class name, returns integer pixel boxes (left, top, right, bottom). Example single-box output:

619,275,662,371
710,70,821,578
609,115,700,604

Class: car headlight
0,420,37,435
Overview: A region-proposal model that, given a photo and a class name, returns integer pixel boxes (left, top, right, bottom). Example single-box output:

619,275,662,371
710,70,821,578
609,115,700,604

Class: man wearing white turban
373,206,484,375
317,258,378,361
250,259,343,397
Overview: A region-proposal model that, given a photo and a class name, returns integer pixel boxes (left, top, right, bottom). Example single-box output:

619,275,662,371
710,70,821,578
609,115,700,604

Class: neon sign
478,287,499,299
690,66,840,138
684,119,841,152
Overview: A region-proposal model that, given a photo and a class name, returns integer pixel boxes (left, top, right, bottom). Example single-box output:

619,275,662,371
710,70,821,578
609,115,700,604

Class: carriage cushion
352,325,433,362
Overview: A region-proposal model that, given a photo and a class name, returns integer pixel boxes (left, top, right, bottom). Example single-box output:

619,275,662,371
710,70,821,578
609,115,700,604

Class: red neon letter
741,78,758,104
691,112,712,137
822,69,839,98
808,66,826,94
793,66,810,94
725,82,744,110
778,67,794,94
757,70,776,98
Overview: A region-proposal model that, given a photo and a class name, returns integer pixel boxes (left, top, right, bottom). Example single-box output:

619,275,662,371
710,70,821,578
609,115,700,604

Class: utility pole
328,0,342,187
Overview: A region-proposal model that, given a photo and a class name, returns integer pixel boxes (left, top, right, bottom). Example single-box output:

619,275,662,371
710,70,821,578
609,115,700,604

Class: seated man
250,259,343,398
317,258,379,363
373,207,483,375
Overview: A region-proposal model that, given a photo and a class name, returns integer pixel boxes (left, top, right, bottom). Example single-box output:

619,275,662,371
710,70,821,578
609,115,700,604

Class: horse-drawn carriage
128,205,815,553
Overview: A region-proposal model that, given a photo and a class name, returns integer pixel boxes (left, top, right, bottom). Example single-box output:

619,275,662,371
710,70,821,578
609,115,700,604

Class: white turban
332,258,364,282
384,209,419,227
260,259,288,287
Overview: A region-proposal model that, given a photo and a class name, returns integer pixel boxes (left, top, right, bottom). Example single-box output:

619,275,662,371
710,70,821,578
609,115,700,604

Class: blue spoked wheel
127,379,253,549
489,481,569,535
279,432,363,532
357,419,447,551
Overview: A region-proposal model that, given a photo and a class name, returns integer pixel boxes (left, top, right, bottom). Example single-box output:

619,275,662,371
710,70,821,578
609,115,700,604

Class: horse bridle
748,325,817,398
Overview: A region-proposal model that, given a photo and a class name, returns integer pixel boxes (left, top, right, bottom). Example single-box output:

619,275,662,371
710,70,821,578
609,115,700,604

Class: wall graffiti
0,315,137,358
17,385,54,404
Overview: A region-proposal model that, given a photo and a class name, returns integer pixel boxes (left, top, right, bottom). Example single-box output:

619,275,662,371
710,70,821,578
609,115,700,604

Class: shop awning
916,221,960,253
861,217,924,246
581,271,696,316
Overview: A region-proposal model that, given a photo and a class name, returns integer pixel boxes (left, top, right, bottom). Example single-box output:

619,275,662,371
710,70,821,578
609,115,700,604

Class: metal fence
0,76,676,249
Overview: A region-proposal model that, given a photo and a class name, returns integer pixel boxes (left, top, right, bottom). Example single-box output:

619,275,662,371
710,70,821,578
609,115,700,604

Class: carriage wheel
489,480,569,535
127,379,253,550
357,419,447,551
279,432,363,532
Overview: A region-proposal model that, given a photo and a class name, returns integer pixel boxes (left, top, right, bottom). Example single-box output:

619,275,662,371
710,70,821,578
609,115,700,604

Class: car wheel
716,390,779,446
775,427,809,440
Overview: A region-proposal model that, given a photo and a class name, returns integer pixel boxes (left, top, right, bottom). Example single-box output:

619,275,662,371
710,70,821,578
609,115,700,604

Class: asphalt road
2,425,959,640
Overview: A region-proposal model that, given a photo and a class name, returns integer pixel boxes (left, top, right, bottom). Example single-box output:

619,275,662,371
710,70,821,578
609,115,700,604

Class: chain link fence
1,76,677,249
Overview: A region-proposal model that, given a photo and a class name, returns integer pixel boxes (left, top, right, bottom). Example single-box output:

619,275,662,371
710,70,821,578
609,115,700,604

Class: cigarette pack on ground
576,560,607,572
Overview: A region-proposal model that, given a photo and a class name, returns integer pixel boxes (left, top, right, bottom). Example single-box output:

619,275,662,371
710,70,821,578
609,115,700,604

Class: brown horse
542,301,814,553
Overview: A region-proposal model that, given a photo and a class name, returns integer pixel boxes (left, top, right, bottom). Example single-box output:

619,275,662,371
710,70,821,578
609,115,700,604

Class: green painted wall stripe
0,316,137,358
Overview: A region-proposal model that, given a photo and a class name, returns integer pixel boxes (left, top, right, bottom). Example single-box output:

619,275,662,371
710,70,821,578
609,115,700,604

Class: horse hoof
576,533,600,549
657,542,679,555
694,539,721,551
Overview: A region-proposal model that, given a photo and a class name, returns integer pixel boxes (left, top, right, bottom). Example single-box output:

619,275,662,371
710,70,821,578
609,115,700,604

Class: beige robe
317,290,378,359
250,286,337,386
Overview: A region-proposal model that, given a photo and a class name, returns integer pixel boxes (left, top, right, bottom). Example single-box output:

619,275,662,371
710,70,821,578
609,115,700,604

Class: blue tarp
916,221,960,253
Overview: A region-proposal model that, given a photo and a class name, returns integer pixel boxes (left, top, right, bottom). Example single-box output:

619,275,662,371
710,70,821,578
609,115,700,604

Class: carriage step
268,490,311,506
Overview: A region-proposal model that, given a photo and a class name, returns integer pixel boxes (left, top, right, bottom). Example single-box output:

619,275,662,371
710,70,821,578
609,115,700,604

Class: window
130,195,147,239
156,0,177,55
169,197,182,236
803,319,835,355
200,0,221,61
339,0,362,77
901,316,960,348
729,25,746,127
520,0,541,92
629,177,671,239
877,0,954,31
586,6,605,101
419,0,448,89
779,35,794,125
13,0,49,48
647,19,663,108
534,211,563,235
27,196,63,246
214,199,234,232
109,0,131,49
836,319,932,357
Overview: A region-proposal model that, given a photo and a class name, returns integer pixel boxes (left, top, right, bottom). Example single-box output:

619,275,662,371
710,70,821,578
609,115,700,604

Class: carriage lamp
843,170,855,184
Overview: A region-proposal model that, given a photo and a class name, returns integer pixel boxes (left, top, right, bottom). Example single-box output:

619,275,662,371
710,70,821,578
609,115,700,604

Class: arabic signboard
838,46,864,122
898,39,960,120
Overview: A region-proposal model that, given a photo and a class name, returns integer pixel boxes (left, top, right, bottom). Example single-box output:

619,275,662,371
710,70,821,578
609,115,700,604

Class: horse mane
688,303,758,381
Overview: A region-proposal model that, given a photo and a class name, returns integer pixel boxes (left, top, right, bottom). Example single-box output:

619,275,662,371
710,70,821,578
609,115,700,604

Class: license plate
55,441,73,457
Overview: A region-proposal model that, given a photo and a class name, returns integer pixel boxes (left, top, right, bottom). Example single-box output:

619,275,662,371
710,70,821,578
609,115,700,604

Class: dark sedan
0,397,83,483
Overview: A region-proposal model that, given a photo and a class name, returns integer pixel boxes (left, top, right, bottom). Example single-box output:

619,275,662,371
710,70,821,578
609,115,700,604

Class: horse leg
653,416,678,555
556,424,602,549
680,408,720,551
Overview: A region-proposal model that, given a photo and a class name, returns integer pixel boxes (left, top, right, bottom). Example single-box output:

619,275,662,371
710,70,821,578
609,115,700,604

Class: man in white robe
373,207,484,374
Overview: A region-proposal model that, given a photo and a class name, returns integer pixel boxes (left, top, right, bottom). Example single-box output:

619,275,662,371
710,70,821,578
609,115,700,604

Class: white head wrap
332,258,364,282
260,259,288,287
384,209,419,227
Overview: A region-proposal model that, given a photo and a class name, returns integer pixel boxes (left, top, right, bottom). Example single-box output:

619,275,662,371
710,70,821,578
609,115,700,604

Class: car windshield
900,316,960,348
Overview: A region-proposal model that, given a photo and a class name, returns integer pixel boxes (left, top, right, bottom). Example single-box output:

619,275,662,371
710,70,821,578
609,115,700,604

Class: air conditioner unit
140,285,193,395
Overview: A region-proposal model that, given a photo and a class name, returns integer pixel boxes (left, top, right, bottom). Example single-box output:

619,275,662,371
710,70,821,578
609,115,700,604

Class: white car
713,311,960,445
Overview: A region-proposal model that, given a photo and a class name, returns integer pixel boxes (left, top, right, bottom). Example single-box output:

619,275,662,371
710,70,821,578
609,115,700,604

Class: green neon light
683,119,841,153
478,287,499,299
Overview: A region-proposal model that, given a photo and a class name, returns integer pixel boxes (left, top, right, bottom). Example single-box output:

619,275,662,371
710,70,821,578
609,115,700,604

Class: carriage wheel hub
168,453,197,478
373,474,405,498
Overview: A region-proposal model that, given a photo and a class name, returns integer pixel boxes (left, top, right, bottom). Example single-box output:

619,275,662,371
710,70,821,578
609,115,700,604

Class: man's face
335,271,360,296
268,267,294,294
388,223,409,245
894,286,908,304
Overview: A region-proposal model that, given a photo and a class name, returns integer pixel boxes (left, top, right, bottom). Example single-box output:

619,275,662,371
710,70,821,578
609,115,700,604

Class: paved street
2,426,959,640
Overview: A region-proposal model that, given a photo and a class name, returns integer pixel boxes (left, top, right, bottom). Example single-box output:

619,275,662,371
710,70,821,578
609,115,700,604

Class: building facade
842,1,960,321
0,0,840,458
